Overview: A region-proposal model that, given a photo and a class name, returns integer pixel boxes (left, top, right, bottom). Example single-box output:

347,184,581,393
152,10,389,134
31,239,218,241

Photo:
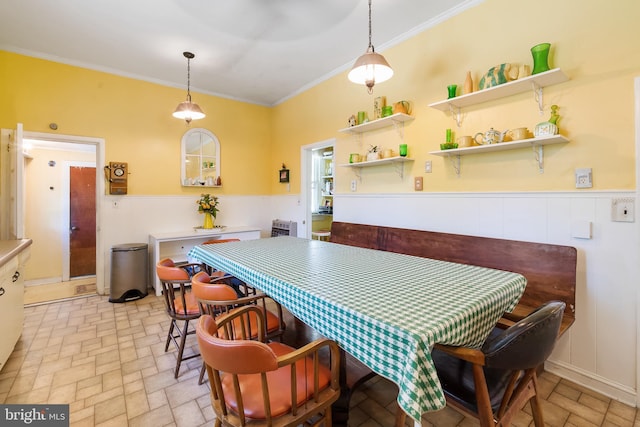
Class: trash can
109,243,148,303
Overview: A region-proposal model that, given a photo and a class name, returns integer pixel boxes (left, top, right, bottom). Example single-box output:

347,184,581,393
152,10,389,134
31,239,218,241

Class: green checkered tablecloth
188,236,526,422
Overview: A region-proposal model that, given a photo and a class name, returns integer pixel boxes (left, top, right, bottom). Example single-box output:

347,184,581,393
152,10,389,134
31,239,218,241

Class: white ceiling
0,0,477,106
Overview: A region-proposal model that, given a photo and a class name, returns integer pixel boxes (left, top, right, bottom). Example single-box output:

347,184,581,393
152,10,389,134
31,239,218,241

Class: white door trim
634,76,640,407
22,131,105,293
300,138,335,239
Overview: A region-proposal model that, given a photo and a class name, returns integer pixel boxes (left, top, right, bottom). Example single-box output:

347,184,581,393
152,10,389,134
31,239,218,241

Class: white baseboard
545,359,637,407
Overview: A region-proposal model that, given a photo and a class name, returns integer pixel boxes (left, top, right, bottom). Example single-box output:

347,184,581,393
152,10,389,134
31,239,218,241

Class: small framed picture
279,168,290,183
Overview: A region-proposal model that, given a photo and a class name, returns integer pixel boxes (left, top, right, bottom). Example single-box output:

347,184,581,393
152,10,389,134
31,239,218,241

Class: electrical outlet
575,168,592,188
350,180,357,192
611,198,635,222
425,161,432,173
414,176,423,191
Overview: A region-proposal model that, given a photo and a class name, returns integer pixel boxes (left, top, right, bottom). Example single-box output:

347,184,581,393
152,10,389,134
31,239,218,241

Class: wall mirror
181,128,221,187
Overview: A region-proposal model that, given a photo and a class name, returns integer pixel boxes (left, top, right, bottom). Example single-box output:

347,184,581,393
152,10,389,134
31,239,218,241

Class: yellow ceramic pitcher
393,100,411,115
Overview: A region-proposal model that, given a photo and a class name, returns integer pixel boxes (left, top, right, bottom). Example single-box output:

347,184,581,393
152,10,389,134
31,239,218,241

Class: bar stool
312,230,331,241
156,258,203,378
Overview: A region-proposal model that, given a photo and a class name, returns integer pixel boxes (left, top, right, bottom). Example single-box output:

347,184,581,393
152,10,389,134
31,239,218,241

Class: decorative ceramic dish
193,225,226,232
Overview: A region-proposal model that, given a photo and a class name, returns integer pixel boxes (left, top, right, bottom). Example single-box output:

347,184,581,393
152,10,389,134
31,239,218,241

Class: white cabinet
149,226,260,296
0,241,31,370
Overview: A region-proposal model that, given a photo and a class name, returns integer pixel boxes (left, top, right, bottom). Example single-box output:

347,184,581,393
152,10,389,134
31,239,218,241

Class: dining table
187,236,527,424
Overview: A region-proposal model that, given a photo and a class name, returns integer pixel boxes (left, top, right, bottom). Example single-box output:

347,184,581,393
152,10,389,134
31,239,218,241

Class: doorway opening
301,139,335,239
22,137,100,304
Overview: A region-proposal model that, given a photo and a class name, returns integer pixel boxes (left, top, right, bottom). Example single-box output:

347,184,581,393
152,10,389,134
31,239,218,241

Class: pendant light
173,51,205,124
348,0,393,94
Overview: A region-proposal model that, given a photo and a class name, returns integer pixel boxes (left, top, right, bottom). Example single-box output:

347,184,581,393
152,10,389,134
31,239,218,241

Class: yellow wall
0,52,273,195
272,0,639,193
2,0,639,198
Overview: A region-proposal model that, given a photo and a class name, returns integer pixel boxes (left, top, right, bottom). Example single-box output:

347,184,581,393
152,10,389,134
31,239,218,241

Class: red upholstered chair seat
220,341,332,419
196,308,341,426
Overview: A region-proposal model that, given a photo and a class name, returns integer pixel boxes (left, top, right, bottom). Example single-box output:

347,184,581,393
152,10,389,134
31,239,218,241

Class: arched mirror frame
181,128,221,187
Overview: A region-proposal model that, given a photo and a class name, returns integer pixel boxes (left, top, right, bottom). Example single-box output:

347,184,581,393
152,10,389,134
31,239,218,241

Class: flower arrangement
367,145,380,153
197,193,219,218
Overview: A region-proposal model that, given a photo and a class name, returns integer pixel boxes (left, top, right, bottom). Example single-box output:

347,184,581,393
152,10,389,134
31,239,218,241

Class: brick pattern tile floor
1,295,638,426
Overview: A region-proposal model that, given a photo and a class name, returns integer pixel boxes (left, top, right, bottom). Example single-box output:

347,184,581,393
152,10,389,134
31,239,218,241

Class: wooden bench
330,221,577,335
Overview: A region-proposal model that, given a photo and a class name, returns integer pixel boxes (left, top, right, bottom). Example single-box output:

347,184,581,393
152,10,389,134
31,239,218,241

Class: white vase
366,152,380,161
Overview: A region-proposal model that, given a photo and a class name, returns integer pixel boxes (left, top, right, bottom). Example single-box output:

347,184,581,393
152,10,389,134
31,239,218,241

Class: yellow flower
197,194,220,218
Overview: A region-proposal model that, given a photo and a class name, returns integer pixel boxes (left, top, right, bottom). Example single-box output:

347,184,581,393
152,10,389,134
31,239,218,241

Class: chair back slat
196,306,341,425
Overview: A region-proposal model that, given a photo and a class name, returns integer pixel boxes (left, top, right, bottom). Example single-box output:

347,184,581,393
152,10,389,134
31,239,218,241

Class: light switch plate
414,176,423,191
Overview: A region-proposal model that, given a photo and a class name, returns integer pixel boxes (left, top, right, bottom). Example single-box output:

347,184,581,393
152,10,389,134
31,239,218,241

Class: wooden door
70,166,96,277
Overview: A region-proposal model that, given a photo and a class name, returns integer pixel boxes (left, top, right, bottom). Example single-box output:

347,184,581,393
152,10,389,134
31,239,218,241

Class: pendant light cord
186,56,192,102
368,0,374,52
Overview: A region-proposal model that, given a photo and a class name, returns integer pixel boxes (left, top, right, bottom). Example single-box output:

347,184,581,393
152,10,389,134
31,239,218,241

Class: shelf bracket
533,144,544,173
447,154,461,177
391,119,405,139
448,104,462,127
352,167,362,181
392,161,406,179
532,81,544,115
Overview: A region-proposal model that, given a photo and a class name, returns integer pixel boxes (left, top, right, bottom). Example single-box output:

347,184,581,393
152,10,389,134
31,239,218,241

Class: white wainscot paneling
99,194,273,294
334,191,639,406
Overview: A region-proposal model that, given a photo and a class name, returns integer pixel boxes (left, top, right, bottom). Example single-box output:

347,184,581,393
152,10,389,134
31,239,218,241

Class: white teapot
474,128,508,145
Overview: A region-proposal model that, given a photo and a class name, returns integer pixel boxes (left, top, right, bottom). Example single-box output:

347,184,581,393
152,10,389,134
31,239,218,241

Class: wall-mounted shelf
340,156,414,180
183,184,222,188
429,134,569,176
428,68,568,126
338,113,414,134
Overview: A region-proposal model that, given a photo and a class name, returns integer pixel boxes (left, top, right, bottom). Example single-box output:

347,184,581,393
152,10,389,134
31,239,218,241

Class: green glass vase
531,43,551,75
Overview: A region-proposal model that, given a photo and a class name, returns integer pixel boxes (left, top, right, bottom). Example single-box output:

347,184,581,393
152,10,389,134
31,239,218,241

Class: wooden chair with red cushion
156,258,204,379
201,238,255,296
191,271,285,341
196,305,341,427
192,271,286,386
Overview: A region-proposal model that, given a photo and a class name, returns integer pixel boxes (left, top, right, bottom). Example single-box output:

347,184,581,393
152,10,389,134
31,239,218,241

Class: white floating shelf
339,156,414,167
428,68,569,112
338,113,414,134
340,156,414,180
429,134,568,156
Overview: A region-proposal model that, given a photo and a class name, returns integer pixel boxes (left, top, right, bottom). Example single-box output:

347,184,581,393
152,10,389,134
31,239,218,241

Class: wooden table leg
395,407,407,426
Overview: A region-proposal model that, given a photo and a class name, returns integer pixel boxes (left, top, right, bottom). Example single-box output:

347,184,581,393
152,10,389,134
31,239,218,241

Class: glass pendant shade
348,48,393,93
174,51,205,123
173,100,205,123
348,0,393,93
